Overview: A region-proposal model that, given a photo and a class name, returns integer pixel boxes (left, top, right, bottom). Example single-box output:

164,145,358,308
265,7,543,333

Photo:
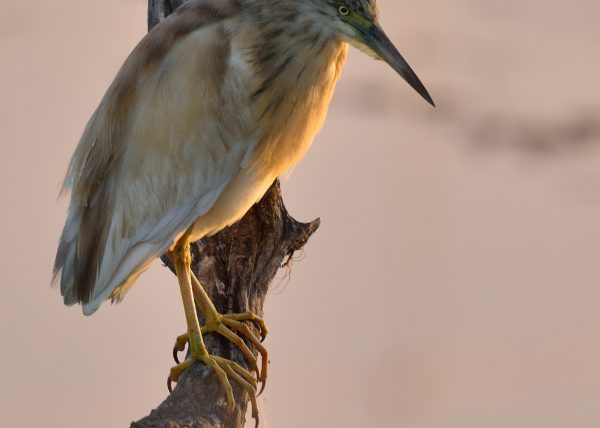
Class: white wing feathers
54,13,256,314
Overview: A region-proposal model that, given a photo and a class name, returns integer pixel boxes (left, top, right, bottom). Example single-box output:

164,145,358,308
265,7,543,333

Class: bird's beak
357,24,435,107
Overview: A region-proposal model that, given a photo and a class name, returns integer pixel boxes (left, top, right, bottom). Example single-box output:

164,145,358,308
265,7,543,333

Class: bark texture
130,7,319,428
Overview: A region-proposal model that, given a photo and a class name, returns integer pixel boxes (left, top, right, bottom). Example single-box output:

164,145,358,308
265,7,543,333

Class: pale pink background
2,1,600,427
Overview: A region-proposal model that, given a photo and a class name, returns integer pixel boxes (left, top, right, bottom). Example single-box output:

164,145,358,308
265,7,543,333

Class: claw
222,312,269,342
168,358,192,394
173,334,189,364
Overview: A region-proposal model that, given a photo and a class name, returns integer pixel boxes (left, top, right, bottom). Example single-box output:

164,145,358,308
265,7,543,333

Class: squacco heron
53,0,433,421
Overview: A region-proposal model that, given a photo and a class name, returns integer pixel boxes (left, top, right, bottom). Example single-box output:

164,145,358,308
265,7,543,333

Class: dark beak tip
414,84,435,108
362,24,435,108
425,93,436,108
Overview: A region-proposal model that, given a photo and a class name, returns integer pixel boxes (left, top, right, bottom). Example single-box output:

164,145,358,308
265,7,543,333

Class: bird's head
322,0,434,106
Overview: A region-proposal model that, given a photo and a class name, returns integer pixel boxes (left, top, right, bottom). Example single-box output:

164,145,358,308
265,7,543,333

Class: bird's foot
168,352,260,427
173,312,269,393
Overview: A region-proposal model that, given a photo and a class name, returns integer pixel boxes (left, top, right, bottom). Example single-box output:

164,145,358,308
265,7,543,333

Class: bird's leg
168,229,260,424
173,269,269,393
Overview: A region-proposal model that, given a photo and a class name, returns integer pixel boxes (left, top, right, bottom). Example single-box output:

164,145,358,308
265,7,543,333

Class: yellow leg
173,270,269,393
168,229,260,424
194,271,269,388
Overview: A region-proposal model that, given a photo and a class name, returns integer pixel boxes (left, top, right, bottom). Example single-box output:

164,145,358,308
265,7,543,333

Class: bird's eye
338,5,350,16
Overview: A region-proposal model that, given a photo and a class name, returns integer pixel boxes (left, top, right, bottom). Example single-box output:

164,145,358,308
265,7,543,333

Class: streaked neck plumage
238,0,347,131
226,0,347,169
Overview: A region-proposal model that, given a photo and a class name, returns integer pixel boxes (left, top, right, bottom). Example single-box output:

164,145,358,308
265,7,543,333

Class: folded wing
53,0,255,315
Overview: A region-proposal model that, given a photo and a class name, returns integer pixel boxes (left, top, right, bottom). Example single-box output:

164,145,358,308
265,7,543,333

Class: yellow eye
338,5,350,16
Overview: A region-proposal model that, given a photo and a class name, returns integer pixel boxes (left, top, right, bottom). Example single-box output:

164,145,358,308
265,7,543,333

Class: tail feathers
54,228,168,315
53,239,78,306
52,207,81,306
52,200,163,315
53,211,169,315
53,196,106,307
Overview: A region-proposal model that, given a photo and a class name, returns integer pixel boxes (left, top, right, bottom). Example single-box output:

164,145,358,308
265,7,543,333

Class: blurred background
1,0,600,426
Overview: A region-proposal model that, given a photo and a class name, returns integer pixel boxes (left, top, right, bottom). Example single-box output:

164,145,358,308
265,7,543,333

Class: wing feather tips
53,203,80,306
74,196,113,304
52,226,90,309
52,235,78,306
52,199,111,312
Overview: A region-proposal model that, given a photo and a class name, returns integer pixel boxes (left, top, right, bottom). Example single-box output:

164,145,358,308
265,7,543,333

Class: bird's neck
228,1,347,177
240,0,345,113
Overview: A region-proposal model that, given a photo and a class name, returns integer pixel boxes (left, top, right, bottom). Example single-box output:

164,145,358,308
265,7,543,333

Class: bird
53,0,433,423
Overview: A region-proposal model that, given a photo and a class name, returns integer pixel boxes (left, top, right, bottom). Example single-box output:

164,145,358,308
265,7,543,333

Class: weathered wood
131,3,319,426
